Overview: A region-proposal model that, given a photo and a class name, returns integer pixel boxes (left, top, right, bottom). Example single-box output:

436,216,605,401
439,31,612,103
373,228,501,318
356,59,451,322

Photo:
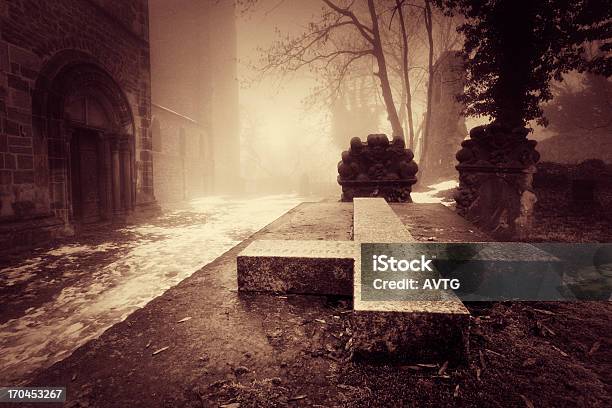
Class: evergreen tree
438,0,612,127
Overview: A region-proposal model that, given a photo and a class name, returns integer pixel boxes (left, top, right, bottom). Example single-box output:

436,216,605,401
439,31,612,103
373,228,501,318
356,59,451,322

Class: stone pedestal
337,134,418,202
454,123,540,239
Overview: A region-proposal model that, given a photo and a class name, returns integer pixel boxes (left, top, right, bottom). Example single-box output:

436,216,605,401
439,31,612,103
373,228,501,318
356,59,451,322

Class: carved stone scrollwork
337,134,418,202
454,123,540,239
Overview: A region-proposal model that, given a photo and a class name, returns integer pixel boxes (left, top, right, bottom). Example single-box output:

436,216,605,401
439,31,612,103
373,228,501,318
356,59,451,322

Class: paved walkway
411,179,458,205
0,195,302,385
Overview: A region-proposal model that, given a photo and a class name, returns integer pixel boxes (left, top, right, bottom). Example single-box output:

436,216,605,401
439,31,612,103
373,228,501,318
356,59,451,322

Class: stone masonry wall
151,105,213,204
0,0,153,225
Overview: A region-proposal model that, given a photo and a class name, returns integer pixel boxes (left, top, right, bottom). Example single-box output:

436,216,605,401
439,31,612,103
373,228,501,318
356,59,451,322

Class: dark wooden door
71,129,101,223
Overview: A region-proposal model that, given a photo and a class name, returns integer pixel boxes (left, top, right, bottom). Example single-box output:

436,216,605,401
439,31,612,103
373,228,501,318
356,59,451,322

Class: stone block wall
0,0,155,249
151,105,213,203
149,0,239,201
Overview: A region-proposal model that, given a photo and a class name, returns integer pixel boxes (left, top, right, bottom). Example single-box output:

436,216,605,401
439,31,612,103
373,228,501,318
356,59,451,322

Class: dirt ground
198,300,612,408
5,201,611,408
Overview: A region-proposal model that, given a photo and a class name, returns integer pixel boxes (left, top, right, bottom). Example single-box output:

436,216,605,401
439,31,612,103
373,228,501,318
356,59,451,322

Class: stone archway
32,50,136,224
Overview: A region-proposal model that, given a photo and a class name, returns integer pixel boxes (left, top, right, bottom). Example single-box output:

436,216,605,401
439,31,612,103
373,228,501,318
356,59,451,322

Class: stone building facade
149,0,239,202
420,51,468,184
0,0,156,248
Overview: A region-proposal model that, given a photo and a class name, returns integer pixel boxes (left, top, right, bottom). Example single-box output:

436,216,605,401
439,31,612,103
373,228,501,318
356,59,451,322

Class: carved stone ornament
337,134,418,202
454,123,540,239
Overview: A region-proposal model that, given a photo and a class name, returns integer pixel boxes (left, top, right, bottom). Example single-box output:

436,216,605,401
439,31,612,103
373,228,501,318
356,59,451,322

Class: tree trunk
395,0,415,149
420,0,435,182
367,0,403,139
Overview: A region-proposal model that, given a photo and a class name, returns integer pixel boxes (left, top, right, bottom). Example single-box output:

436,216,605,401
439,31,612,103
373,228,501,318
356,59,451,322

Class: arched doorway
32,51,136,224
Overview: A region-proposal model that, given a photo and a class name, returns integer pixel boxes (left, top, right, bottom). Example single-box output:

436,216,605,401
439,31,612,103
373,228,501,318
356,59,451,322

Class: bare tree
419,0,434,179
257,0,405,138
393,0,416,148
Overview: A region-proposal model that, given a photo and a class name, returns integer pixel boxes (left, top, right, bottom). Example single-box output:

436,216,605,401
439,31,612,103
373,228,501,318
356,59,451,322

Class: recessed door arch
32,51,136,223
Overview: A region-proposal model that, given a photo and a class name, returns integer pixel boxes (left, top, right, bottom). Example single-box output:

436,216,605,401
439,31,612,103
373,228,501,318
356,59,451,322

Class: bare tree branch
322,0,375,44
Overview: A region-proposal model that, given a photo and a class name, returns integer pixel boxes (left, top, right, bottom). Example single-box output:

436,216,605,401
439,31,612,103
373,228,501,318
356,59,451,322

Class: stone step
237,239,356,296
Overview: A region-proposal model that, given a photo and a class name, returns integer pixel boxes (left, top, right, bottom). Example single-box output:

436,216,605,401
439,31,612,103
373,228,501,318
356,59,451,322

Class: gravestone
237,198,470,363
351,199,470,363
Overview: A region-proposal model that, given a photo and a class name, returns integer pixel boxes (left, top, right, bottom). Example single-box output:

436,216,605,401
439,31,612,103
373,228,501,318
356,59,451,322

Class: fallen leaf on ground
453,384,460,398
541,323,556,336
522,358,537,367
588,341,601,355
417,363,437,368
551,345,569,357
479,350,486,369
520,394,535,408
438,361,448,376
400,365,421,371
532,308,555,315
220,403,240,408
233,366,250,375
152,346,169,356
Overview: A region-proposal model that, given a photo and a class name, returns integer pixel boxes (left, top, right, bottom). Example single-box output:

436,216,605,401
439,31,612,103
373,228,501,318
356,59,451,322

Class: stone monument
454,122,540,239
337,134,418,202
